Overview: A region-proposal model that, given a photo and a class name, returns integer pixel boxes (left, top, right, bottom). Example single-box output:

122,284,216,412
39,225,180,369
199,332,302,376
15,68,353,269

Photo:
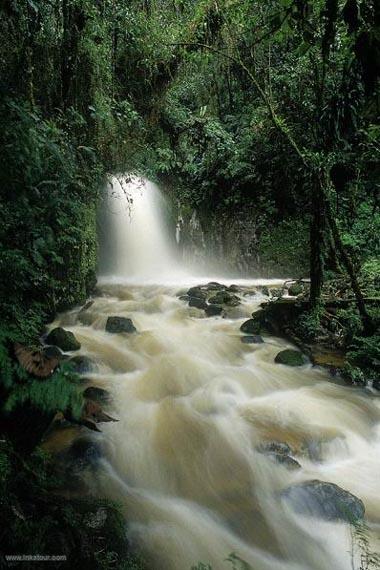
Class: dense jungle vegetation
0,0,379,568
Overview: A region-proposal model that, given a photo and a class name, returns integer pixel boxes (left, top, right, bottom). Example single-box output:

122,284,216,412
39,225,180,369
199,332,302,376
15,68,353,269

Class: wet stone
275,349,306,366
205,304,224,317
189,297,207,310
240,319,261,335
187,287,207,299
69,355,96,374
45,327,81,352
241,335,264,344
106,316,137,334
83,386,111,404
282,480,365,522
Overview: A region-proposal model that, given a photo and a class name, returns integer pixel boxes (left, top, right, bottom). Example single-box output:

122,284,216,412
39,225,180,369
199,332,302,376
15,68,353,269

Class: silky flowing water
53,178,380,570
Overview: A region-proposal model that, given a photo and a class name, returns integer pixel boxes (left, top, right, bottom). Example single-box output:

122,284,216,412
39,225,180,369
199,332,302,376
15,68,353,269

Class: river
52,177,380,570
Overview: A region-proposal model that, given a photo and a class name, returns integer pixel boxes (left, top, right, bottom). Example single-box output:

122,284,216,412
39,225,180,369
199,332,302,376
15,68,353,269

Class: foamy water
53,178,380,569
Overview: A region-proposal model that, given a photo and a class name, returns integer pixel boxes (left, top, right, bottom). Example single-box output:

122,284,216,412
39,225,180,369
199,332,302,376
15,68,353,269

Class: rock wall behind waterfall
176,203,310,278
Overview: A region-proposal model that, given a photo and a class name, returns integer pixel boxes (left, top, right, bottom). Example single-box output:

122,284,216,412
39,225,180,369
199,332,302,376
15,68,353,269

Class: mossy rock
187,286,207,299
240,319,261,334
46,327,81,352
69,355,96,374
241,335,264,344
189,297,207,309
282,480,365,522
105,316,137,334
275,349,306,366
205,304,223,316
209,291,240,306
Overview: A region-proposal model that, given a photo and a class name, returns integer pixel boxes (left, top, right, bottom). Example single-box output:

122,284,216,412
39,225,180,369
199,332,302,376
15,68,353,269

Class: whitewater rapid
52,177,380,569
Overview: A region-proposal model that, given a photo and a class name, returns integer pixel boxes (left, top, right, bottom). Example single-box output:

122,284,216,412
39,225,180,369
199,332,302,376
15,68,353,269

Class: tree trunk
309,173,326,308
327,208,372,333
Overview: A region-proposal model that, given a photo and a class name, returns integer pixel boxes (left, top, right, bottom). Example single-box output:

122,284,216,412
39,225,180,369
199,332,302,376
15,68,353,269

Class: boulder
205,304,224,317
188,297,207,310
258,441,292,455
105,316,136,334
240,319,261,335
275,349,306,366
257,441,300,470
43,345,65,360
209,291,240,306
282,480,365,523
241,335,264,344
228,284,240,293
288,282,304,296
267,452,301,470
69,355,96,374
83,386,111,404
187,286,207,299
46,327,81,352
178,295,190,302
206,282,226,291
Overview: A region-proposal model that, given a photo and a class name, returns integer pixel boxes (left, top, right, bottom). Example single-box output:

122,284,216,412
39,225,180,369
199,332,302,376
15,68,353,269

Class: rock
240,319,261,335
83,386,111,404
206,282,226,291
187,286,207,299
257,441,300,470
241,335,264,344
43,345,65,359
205,304,224,317
228,284,240,293
243,289,257,297
69,355,96,374
267,452,301,470
179,295,190,302
46,327,81,352
66,438,102,471
288,282,304,296
282,480,365,522
189,296,207,310
209,291,240,306
105,316,136,334
275,349,306,366
258,441,292,455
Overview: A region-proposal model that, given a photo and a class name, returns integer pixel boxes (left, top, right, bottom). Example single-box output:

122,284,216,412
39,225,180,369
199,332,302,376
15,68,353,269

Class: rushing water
54,178,380,569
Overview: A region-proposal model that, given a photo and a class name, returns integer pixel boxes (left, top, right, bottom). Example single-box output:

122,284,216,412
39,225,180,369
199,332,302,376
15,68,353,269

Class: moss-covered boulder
282,480,365,522
209,291,240,306
275,349,306,366
105,316,137,334
240,318,261,334
188,296,207,309
69,355,96,374
205,304,223,316
187,286,207,299
46,327,81,352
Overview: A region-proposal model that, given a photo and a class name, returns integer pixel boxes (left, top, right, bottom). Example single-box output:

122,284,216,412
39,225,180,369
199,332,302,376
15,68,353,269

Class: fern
4,364,83,419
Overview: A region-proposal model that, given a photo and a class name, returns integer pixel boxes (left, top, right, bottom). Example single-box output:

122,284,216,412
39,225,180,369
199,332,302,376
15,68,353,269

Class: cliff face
176,202,310,278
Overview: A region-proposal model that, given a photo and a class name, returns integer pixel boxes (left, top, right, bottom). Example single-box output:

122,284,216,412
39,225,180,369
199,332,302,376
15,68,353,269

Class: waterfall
100,175,179,280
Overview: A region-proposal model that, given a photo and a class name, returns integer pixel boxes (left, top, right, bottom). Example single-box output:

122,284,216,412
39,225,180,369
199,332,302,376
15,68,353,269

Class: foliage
0,440,145,570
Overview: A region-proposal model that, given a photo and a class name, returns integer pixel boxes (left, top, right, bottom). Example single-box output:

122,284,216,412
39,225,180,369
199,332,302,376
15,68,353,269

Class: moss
274,349,307,366
258,219,310,278
46,328,81,352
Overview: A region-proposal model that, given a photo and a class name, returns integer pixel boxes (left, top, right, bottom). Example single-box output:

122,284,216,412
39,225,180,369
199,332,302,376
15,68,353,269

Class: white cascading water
52,176,380,569
100,175,181,280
